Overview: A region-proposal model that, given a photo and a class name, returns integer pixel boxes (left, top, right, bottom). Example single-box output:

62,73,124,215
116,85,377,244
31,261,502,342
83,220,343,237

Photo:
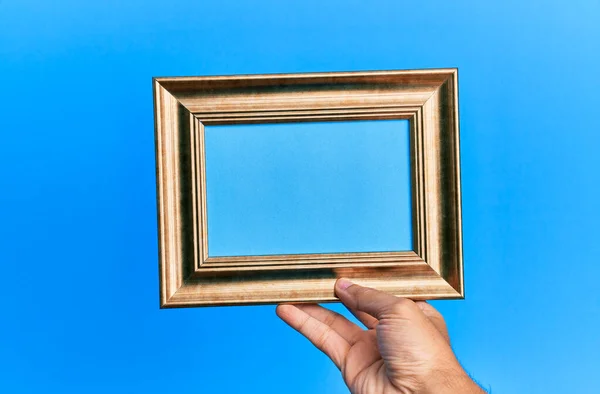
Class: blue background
1,1,599,393
205,120,412,257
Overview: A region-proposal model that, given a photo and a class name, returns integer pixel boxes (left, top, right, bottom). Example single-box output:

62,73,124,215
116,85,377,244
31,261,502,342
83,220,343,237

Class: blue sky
205,120,412,257
1,1,599,393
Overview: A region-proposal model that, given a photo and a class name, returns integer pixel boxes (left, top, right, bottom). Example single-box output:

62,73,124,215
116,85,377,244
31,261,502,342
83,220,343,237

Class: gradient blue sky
1,1,599,393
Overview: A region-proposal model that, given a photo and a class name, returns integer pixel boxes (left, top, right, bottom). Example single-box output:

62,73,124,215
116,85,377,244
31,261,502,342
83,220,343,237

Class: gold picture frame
154,69,463,307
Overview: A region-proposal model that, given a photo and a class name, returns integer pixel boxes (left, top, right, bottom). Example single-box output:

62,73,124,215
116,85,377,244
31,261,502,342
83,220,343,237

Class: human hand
276,278,485,394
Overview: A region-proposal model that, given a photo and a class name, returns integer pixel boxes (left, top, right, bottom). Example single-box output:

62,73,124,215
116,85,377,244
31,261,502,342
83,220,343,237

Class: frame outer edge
153,79,169,308
155,81,186,307
421,70,464,297
153,69,465,307
452,69,465,298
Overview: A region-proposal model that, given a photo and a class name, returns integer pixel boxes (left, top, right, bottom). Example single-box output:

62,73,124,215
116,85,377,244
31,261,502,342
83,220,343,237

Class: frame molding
154,69,463,307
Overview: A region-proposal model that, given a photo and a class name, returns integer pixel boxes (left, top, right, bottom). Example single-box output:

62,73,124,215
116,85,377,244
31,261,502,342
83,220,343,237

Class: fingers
294,304,362,344
415,301,450,343
335,278,410,320
276,304,350,369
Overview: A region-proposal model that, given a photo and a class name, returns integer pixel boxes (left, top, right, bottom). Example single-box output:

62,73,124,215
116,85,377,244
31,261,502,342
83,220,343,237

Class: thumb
335,278,408,320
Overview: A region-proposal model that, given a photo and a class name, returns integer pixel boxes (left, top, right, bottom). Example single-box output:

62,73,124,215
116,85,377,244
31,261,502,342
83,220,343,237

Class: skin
276,278,485,394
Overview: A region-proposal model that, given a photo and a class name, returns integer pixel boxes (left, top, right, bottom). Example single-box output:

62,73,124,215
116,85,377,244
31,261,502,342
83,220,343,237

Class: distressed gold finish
154,69,463,307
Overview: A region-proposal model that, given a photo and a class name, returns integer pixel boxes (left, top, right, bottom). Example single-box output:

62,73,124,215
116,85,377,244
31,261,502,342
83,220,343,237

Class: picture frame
153,69,463,307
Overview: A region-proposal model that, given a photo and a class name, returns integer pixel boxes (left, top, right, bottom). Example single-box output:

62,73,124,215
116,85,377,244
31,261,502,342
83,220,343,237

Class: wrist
420,365,485,394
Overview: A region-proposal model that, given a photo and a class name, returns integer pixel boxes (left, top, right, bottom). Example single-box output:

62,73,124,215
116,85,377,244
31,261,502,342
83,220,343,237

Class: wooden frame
154,69,463,307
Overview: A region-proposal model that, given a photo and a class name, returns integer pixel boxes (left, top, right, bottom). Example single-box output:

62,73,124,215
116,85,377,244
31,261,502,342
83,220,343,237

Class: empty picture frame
153,69,463,307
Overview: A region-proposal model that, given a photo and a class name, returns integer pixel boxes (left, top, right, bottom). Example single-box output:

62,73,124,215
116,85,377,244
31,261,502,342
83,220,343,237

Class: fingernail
336,278,354,291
